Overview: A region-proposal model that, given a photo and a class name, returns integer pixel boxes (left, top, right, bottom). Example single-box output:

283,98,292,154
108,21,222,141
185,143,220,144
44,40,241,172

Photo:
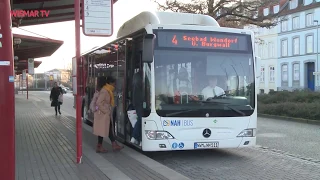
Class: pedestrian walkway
15,96,109,180
15,94,190,180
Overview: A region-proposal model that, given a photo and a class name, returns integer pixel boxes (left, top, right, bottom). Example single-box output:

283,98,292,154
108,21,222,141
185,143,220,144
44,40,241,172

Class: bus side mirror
142,34,155,63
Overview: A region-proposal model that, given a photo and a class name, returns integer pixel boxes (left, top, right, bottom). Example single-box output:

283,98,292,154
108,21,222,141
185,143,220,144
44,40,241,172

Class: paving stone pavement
15,94,183,180
15,96,110,180
54,113,170,180
148,145,320,180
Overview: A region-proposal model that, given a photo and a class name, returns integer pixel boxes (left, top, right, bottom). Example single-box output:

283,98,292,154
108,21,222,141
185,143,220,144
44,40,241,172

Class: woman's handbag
58,94,63,105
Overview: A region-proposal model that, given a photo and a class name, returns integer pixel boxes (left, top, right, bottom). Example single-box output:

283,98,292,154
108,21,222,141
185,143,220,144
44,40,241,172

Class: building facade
45,69,71,84
248,0,320,93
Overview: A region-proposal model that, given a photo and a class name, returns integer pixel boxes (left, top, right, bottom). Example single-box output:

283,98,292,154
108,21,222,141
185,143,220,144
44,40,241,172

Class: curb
258,114,320,125
81,121,191,180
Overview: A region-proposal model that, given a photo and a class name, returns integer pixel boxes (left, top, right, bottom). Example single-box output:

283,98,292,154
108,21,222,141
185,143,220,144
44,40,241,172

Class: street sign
313,72,320,75
72,57,77,76
28,58,34,75
22,70,26,80
82,0,113,37
72,76,77,95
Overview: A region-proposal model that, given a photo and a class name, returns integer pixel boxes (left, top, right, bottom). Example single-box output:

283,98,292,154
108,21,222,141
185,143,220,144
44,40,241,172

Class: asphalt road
28,91,320,179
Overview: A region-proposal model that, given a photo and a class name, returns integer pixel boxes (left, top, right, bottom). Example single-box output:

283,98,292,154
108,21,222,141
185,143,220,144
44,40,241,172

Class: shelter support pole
0,0,15,179
26,69,28,100
19,75,21,93
75,0,83,164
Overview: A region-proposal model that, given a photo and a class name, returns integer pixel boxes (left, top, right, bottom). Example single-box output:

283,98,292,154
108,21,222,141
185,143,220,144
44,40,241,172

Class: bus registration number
194,142,219,149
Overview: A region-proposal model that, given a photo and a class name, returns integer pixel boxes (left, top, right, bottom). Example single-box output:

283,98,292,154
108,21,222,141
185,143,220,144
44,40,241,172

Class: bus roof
117,11,220,38
79,11,222,57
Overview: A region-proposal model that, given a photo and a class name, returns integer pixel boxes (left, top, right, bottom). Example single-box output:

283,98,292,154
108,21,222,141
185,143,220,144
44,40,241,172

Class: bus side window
143,63,151,117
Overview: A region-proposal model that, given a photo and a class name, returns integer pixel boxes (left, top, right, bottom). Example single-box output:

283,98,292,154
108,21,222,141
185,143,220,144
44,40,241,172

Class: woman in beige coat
93,76,123,153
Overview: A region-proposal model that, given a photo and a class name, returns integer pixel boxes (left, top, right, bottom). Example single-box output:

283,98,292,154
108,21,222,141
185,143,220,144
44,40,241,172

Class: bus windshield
153,30,255,118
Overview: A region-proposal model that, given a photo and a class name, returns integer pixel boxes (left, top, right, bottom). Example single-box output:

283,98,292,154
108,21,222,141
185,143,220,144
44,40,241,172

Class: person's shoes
55,112,57,116
130,137,138,144
112,141,123,151
58,110,61,115
96,144,108,153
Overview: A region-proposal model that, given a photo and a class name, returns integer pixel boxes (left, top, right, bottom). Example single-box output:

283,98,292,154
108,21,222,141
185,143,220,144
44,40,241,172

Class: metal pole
75,0,83,164
21,74,23,94
19,75,21,94
0,0,15,179
317,23,319,91
26,70,29,99
26,64,28,99
314,20,319,91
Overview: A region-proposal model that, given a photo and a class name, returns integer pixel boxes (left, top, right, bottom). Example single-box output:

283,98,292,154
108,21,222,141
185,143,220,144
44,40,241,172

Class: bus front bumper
141,137,256,151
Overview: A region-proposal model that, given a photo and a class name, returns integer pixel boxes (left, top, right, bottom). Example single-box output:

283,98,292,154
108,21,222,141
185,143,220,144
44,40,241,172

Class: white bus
75,11,257,151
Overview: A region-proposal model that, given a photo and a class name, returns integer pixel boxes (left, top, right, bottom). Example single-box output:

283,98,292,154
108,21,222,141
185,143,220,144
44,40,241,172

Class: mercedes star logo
202,128,211,138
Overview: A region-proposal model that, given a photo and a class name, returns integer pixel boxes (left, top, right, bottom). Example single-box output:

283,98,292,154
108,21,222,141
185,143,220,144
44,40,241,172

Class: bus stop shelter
13,33,63,96
13,34,63,61
13,33,63,75
0,0,118,179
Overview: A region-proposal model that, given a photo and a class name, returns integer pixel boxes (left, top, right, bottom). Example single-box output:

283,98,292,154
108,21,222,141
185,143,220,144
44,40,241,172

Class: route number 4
172,35,178,45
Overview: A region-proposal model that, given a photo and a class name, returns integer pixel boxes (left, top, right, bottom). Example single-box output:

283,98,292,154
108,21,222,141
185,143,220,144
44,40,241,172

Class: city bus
74,11,257,151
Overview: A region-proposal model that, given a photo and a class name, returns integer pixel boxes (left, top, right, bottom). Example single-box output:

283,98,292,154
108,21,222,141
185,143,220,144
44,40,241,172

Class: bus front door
114,42,126,140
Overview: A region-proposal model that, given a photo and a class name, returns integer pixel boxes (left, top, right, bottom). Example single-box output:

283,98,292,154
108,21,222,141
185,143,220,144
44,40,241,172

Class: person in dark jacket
130,72,143,146
50,82,63,116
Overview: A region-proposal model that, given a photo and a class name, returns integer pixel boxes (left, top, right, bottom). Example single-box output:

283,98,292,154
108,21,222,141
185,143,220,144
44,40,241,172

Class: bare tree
154,0,288,28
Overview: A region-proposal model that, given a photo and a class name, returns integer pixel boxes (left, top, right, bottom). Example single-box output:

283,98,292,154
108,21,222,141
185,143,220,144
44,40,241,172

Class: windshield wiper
199,101,246,116
224,105,246,116
166,109,199,117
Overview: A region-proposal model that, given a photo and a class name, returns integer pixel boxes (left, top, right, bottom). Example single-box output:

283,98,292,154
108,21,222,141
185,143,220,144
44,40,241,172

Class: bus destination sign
157,31,249,51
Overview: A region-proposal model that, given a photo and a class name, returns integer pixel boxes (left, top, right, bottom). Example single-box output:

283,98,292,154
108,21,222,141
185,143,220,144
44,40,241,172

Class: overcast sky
13,0,164,73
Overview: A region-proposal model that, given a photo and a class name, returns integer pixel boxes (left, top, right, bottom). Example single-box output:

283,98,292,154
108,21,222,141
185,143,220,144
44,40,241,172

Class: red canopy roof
13,34,63,75
12,0,118,27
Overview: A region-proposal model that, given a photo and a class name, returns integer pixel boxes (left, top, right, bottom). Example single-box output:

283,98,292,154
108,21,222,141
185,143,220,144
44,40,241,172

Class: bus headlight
145,130,174,140
237,128,256,137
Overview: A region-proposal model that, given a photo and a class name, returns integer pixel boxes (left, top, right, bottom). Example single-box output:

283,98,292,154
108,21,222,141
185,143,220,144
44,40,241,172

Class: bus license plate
194,142,219,149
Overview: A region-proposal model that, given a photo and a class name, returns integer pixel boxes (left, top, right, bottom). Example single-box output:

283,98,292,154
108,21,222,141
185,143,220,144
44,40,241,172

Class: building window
293,63,300,81
281,20,288,32
269,66,275,82
268,42,275,58
281,39,288,56
263,8,269,16
271,42,275,57
306,35,313,53
306,13,314,27
281,64,288,82
263,44,268,58
268,42,272,58
293,37,300,55
292,16,299,29
305,0,313,5
260,67,265,82
273,5,280,14
259,44,263,57
290,0,298,9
